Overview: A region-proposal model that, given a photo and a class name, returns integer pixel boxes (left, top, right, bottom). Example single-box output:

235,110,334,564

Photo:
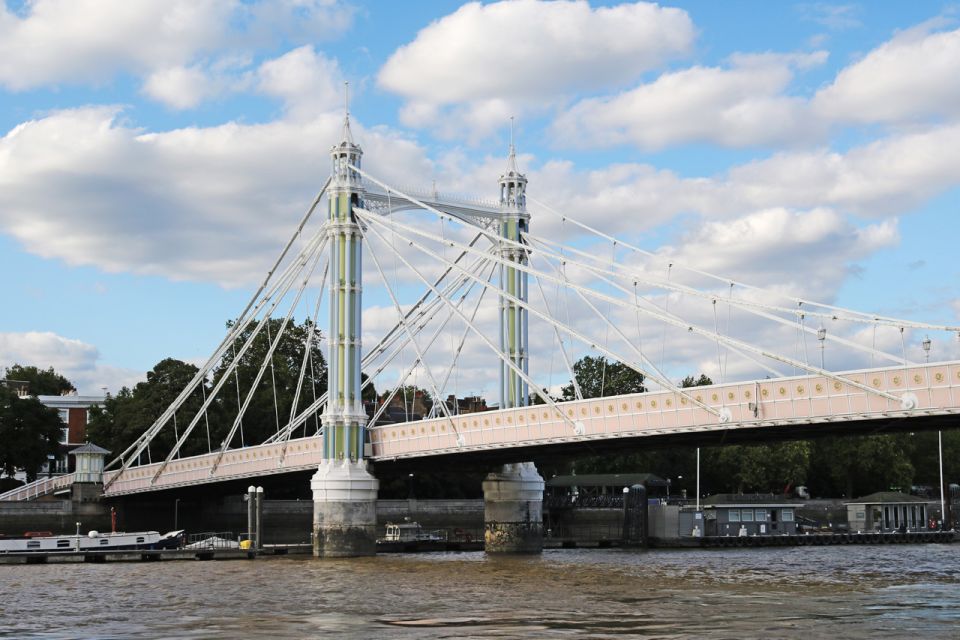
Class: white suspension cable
357,207,587,434
528,196,960,333
357,206,910,409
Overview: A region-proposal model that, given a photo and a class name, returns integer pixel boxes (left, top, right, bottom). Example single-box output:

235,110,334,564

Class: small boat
0,530,164,554
379,522,446,544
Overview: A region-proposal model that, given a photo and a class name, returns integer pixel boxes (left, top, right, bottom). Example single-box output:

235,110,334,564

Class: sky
1,0,959,398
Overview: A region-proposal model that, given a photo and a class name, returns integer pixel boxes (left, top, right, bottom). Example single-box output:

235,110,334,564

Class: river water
1,545,958,639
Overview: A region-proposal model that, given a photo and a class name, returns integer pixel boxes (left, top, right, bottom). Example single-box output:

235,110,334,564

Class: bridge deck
4,362,957,499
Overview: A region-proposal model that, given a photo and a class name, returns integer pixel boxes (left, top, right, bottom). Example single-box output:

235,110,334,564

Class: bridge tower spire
498,117,530,409
311,85,379,557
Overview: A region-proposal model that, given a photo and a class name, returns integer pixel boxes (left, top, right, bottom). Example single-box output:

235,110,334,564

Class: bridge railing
103,437,325,496
368,362,960,460
0,472,77,501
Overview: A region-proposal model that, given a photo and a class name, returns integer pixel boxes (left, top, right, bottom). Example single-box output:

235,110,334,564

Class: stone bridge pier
482,461,544,554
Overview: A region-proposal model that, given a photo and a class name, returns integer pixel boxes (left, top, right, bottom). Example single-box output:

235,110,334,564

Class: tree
681,374,713,388
211,318,328,446
0,386,63,481
3,364,75,396
87,358,219,461
561,355,645,400
807,434,914,499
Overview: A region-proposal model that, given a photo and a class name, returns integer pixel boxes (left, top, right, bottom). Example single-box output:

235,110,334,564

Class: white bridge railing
0,472,76,501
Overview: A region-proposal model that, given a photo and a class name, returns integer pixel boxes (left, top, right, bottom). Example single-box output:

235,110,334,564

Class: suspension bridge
4,111,960,556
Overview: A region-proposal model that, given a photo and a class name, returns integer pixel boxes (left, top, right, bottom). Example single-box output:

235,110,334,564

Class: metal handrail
0,472,76,501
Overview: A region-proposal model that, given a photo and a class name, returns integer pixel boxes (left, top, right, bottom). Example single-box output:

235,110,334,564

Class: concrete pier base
311,459,379,558
482,461,544,554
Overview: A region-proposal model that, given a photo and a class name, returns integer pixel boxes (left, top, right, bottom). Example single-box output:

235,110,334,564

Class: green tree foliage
210,318,328,447
0,386,63,481
806,434,914,498
378,385,433,418
3,364,75,395
87,318,330,461
681,374,713,388
87,358,218,461
561,355,645,400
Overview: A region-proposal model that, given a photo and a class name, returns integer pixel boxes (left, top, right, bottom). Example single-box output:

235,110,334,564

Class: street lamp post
817,326,827,369
174,498,181,530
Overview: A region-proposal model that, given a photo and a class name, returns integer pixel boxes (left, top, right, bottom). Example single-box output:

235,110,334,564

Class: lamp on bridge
817,326,827,369
922,336,931,362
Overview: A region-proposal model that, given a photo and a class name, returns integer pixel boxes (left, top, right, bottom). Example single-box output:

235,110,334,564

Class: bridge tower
483,132,545,554
310,108,379,557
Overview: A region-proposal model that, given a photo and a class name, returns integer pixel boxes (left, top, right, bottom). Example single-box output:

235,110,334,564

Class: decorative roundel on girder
567,409,574,416
651,400,657,408
956,369,960,380
728,392,735,400
665,399,672,407
796,386,804,394
608,404,614,412
711,393,719,401
506,417,512,424
431,425,435,433
893,376,901,385
543,412,549,419
594,406,600,414
779,387,786,395
762,388,769,397
636,401,643,409
872,378,881,387
816,383,823,392
441,425,446,431
680,398,687,406
483,419,489,426
581,407,587,416
914,374,923,384
400,430,405,436
834,381,842,390
473,420,478,427
744,390,752,399
695,395,702,403
495,418,501,425
936,373,944,382
518,415,523,422
621,403,628,410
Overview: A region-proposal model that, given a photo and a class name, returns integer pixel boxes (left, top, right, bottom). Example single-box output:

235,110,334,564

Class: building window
728,509,741,522
754,510,767,522
741,509,755,522
782,509,794,522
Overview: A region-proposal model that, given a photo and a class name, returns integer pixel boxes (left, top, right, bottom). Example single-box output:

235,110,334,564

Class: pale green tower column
311,112,379,558
483,138,545,554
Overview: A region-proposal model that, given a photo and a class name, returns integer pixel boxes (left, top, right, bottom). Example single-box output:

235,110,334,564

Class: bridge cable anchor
900,392,918,411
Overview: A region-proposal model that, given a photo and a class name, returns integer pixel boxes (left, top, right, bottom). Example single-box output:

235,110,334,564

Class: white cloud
255,46,344,119
552,52,827,150
0,332,143,394
378,0,695,138
0,106,434,286
143,66,222,110
524,121,960,239
814,24,960,124
0,0,354,99
798,3,862,31
0,0,231,90
655,207,898,295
